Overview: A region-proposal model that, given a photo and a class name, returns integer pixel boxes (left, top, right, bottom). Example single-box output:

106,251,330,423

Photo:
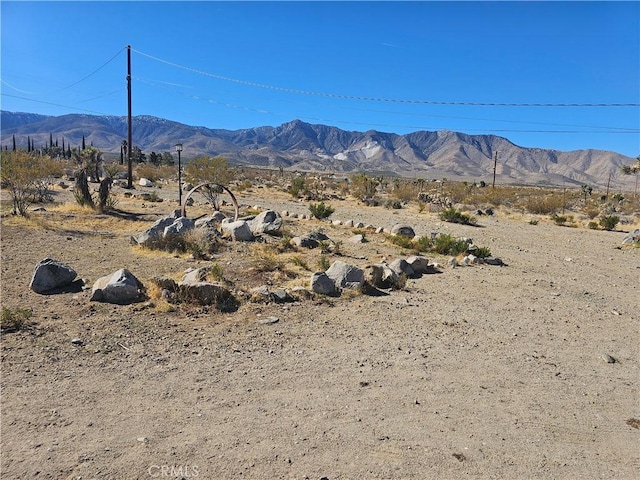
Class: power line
132,48,640,108
51,47,126,93
133,76,640,135
1,93,115,116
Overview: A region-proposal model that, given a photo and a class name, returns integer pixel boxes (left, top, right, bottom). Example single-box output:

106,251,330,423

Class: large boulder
90,269,145,304
220,220,254,241
29,258,79,294
326,261,365,289
163,217,195,237
195,211,227,228
131,216,176,247
248,210,283,235
389,258,415,278
406,255,430,274
367,264,403,289
390,224,416,238
310,271,338,296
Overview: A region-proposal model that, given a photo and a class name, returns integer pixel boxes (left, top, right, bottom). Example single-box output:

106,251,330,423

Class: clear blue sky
2,1,639,157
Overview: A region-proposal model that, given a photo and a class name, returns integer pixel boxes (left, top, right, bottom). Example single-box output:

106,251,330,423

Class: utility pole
127,45,133,189
492,150,498,189
605,172,611,199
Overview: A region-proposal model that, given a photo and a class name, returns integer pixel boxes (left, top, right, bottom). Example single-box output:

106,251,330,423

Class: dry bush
391,180,420,203
522,193,565,214
135,164,176,182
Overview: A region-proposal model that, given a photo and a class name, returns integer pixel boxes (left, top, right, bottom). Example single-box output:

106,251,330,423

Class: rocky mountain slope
1,111,636,188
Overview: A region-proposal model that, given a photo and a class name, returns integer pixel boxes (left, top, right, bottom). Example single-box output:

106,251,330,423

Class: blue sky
1,1,639,157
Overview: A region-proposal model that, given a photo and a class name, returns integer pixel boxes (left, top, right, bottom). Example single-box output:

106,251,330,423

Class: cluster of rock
150,267,238,311
29,258,145,305
130,209,284,247
622,229,640,246
310,255,434,297
417,192,453,209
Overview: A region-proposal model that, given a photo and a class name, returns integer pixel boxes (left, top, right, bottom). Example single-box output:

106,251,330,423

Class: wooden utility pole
127,45,133,189
605,172,611,199
492,150,498,189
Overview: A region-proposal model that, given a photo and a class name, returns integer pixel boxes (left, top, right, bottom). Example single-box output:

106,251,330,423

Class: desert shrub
349,173,378,200
439,207,477,226
391,181,419,203
529,219,539,225
1,307,33,333
288,176,308,198
150,229,221,258
471,245,492,258
386,234,414,250
235,180,253,192
290,256,310,270
309,202,335,219
599,215,620,231
551,214,568,226
413,235,433,253
184,156,233,186
208,263,225,280
242,207,262,216
524,194,564,215
146,191,161,203
250,244,286,272
587,221,599,230
134,163,173,182
317,255,331,271
583,206,600,219
1,151,63,216
433,234,471,256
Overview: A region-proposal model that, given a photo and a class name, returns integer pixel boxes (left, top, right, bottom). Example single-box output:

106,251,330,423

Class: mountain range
1,111,636,189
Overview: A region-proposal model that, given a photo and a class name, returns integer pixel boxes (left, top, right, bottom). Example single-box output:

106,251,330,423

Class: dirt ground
1,182,639,480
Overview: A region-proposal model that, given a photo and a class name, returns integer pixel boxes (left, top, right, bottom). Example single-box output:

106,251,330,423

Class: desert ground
1,178,639,480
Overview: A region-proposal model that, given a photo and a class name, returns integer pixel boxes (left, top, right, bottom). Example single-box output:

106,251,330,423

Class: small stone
258,316,279,325
137,437,148,443
601,353,616,364
71,338,83,346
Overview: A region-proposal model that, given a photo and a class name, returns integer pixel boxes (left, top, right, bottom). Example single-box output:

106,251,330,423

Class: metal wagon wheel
181,182,239,221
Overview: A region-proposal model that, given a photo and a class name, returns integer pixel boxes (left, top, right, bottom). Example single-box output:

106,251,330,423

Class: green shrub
308,202,335,219
413,235,433,253
551,214,568,225
290,256,310,270
587,221,599,230
599,215,620,231
471,245,492,258
386,234,414,250
317,255,330,271
439,207,477,226
433,234,471,256
1,307,32,333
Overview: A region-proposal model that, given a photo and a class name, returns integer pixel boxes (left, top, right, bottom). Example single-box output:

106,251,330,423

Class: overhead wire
133,75,640,135
132,47,640,108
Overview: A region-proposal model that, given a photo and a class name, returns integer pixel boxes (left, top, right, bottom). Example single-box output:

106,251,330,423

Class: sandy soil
1,183,639,480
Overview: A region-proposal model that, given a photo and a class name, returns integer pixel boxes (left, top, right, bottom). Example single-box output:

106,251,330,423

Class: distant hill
1,111,636,189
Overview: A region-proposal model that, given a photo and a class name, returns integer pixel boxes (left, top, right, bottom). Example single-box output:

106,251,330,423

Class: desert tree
349,173,379,200
71,146,104,209
0,151,62,216
161,151,175,166
184,156,234,209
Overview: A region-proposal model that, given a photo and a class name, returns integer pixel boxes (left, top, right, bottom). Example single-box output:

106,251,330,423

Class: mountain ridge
1,111,635,189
